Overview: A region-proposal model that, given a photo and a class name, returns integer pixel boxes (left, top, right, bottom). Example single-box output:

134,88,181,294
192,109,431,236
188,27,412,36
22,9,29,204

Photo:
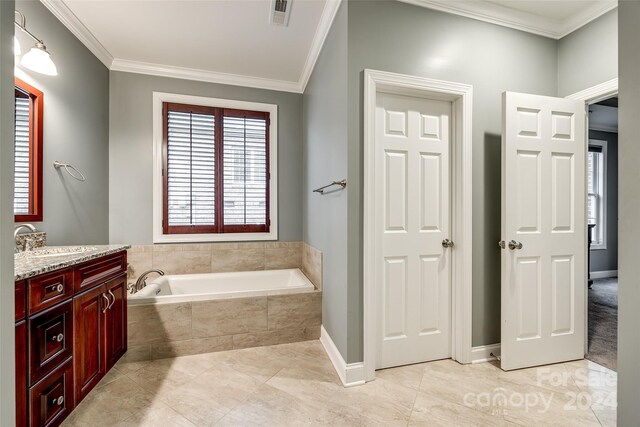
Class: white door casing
501,91,586,371
363,69,473,382
375,92,452,369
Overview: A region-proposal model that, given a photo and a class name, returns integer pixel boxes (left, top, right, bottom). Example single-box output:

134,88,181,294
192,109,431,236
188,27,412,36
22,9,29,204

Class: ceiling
596,96,618,108
400,0,617,39
590,101,618,133
41,0,341,92
40,0,617,93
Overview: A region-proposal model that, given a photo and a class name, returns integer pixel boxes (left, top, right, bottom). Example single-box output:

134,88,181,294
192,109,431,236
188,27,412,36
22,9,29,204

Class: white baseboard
471,343,501,363
590,270,618,280
320,326,365,387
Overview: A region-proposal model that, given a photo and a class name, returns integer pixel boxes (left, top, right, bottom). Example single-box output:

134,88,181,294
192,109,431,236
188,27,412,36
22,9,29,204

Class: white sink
16,246,98,259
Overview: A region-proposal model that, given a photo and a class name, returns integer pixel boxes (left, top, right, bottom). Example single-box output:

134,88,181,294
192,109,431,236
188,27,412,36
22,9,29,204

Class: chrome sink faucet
14,224,37,252
131,269,165,294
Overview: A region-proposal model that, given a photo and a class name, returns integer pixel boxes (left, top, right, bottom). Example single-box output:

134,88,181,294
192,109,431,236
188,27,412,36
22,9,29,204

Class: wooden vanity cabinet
16,250,128,427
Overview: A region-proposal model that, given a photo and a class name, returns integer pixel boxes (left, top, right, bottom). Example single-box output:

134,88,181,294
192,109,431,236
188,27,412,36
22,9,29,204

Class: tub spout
134,269,165,293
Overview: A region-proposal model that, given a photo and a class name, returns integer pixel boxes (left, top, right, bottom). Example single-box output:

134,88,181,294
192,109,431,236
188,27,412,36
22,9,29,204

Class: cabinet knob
55,284,64,293
51,396,64,406
52,333,64,342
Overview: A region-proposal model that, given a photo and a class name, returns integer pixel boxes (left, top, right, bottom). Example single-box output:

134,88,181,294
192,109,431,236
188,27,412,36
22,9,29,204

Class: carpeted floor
587,277,618,371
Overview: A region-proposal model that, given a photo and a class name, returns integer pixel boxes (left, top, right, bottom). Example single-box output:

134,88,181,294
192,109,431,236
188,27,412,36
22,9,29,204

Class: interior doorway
586,96,619,371
363,70,474,382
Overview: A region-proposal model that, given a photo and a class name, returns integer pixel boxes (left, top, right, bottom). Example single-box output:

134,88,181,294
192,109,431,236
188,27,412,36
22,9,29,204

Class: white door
375,92,452,369
501,91,586,371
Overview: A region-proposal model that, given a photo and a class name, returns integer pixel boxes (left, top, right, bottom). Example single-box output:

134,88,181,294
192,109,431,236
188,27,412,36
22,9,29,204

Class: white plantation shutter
14,93,31,215
223,114,268,226
166,109,216,227
163,103,270,234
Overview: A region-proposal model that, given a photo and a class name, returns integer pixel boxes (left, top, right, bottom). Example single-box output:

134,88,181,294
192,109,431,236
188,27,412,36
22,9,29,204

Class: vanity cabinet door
73,285,106,403
29,358,74,427
16,321,27,427
28,301,73,385
104,274,127,370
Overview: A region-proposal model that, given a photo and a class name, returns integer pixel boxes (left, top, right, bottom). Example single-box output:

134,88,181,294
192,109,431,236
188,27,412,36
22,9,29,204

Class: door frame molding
363,69,473,381
565,77,618,357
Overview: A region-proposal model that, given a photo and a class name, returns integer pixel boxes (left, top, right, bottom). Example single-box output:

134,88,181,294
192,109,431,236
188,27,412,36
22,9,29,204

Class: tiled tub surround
126,289,322,362
302,242,323,290
127,241,323,289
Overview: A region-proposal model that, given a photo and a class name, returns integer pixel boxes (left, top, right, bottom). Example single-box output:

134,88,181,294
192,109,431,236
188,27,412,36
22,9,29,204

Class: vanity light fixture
14,11,58,76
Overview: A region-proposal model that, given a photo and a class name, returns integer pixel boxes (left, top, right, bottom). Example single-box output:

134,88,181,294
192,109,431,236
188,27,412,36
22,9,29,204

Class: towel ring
53,161,86,182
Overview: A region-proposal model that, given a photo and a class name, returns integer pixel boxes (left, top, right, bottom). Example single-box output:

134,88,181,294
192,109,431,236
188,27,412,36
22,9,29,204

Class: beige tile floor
61,340,617,427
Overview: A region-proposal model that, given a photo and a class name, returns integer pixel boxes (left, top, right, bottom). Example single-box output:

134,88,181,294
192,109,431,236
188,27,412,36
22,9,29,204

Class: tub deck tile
192,296,268,338
267,292,322,330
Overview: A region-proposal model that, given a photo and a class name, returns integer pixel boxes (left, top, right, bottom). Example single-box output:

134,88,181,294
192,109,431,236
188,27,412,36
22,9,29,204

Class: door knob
442,239,454,248
508,240,523,250
51,333,64,342
498,240,506,249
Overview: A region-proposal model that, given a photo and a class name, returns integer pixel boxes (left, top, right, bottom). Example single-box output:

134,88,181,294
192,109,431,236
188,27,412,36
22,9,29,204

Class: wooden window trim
14,77,43,222
162,102,270,235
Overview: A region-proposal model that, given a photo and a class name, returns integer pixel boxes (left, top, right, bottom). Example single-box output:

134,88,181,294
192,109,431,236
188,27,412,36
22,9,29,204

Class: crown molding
39,0,113,67
111,59,303,93
557,1,617,38
298,0,342,92
397,0,617,40
589,124,618,133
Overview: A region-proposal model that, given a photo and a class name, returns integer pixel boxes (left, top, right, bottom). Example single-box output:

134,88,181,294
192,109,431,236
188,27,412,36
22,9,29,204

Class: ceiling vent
270,0,292,26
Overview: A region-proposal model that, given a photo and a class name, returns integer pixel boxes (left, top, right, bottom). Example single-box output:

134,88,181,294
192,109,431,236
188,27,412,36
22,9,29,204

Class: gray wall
618,2,640,425
589,130,618,273
14,0,110,245
0,1,16,423
557,9,618,97
303,3,349,358
345,0,558,358
109,72,303,244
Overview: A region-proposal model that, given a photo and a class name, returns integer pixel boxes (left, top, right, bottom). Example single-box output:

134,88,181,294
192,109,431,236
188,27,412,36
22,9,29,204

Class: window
588,140,607,249
153,93,277,243
14,78,43,222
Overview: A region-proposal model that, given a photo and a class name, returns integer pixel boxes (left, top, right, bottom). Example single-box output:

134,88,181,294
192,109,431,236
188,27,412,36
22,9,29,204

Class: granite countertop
14,244,131,281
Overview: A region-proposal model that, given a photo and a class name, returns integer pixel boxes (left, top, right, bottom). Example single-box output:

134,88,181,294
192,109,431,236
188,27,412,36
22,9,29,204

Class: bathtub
128,268,316,305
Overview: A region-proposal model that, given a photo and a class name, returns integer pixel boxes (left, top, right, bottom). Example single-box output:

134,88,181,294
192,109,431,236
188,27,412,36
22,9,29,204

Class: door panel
501,91,586,370
105,274,128,370
73,284,105,403
375,92,452,369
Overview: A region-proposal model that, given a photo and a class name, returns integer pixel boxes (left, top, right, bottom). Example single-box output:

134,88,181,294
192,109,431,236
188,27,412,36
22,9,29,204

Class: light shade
14,36,21,56
20,42,57,76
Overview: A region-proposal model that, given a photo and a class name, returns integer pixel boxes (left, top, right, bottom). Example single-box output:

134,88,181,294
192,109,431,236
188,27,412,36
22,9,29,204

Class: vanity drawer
16,280,26,322
28,269,73,315
74,252,126,293
29,358,74,427
29,301,73,386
